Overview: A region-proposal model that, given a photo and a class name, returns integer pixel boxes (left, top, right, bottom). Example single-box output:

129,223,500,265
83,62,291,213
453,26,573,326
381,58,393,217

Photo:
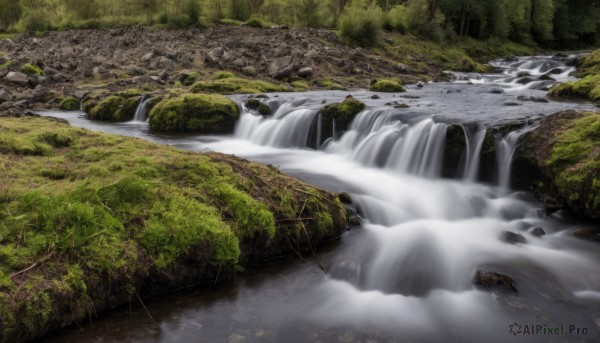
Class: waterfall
496,126,534,191
133,96,151,122
462,125,487,182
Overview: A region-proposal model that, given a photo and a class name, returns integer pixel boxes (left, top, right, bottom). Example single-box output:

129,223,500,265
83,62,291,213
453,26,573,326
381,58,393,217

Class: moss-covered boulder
370,79,405,93
0,116,347,343
548,49,600,101
87,95,142,122
149,93,240,133
245,98,272,116
58,97,80,111
453,57,492,73
515,111,600,220
190,77,291,94
317,98,365,144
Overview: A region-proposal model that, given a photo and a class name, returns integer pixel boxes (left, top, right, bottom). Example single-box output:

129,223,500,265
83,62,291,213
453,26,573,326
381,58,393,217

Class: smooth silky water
39,56,600,342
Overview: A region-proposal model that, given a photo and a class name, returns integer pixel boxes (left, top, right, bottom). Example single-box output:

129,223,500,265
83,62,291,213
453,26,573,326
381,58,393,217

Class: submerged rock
500,231,527,244
474,270,518,293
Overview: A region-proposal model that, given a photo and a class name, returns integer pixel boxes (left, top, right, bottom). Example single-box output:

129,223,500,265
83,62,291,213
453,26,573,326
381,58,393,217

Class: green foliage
21,63,42,75
190,77,291,94
549,50,600,102
58,97,80,111
339,0,384,47
370,79,406,92
148,93,240,133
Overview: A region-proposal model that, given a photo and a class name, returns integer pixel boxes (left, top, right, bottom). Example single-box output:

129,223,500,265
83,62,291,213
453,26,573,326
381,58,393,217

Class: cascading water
38,55,600,343
462,125,487,181
132,96,151,122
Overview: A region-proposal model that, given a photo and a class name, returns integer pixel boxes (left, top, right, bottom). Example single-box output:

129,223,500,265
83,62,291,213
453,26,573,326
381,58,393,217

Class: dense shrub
339,0,383,47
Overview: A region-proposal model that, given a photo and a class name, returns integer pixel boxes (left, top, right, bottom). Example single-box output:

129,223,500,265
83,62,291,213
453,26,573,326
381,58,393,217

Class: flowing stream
39,55,600,343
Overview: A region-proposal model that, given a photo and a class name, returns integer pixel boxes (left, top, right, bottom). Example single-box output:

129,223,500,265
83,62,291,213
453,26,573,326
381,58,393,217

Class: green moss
245,98,271,116
0,116,347,342
370,79,405,92
0,60,13,71
292,80,310,91
87,95,141,122
452,56,492,73
21,63,42,76
211,71,236,80
317,79,346,90
58,97,80,111
149,94,240,133
243,18,271,29
191,77,291,94
319,98,365,143
548,75,600,101
548,112,600,218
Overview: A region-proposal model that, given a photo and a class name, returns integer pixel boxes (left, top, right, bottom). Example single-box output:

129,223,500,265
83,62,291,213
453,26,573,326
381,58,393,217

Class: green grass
0,116,346,342
190,77,291,94
58,98,80,111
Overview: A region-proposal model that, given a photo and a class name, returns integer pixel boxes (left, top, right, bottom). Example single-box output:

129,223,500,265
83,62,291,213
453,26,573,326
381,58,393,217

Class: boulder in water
500,231,527,244
87,95,141,122
149,94,240,133
474,270,518,293
370,79,405,92
531,227,546,238
318,97,366,143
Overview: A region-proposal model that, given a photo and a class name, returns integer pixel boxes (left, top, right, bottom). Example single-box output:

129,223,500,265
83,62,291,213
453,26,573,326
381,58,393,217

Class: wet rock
417,81,425,88
474,270,518,293
516,77,534,84
338,192,352,204
573,228,600,242
297,67,313,78
500,231,527,244
530,227,546,238
371,94,380,99
5,71,29,86
504,56,519,62
503,102,520,106
516,95,549,103
489,88,505,94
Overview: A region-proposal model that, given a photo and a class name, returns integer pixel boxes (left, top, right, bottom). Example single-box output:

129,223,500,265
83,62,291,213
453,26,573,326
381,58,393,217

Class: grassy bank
549,49,600,102
0,116,347,342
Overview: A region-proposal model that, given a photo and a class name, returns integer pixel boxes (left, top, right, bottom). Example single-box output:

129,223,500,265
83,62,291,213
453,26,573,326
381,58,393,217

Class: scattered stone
371,94,380,99
241,66,257,76
5,71,29,86
0,89,13,102
297,67,313,78
474,270,518,293
500,231,527,244
503,102,521,106
516,95,549,103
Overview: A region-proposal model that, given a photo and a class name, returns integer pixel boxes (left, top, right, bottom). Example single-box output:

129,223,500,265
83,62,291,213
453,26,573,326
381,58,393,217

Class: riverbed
39,55,600,343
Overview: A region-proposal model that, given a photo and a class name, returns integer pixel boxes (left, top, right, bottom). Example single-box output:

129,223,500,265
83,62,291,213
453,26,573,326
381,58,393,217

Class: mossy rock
191,77,291,94
211,71,235,80
149,93,240,133
0,116,347,342
516,111,600,220
245,98,272,116
453,57,492,73
318,98,365,144
21,63,42,76
87,95,141,122
370,79,406,93
58,97,80,111
548,75,600,101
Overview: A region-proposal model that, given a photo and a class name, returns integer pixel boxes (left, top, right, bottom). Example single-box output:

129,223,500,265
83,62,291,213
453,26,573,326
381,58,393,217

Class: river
39,55,599,343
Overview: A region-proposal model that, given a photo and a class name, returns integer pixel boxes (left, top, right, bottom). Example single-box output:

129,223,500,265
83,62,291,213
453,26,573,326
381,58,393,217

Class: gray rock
531,227,546,238
43,67,60,76
126,66,146,76
297,67,313,78
268,56,293,77
0,89,13,102
242,66,257,76
149,56,174,71
5,71,29,86
500,231,527,244
142,52,154,62
474,270,518,293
